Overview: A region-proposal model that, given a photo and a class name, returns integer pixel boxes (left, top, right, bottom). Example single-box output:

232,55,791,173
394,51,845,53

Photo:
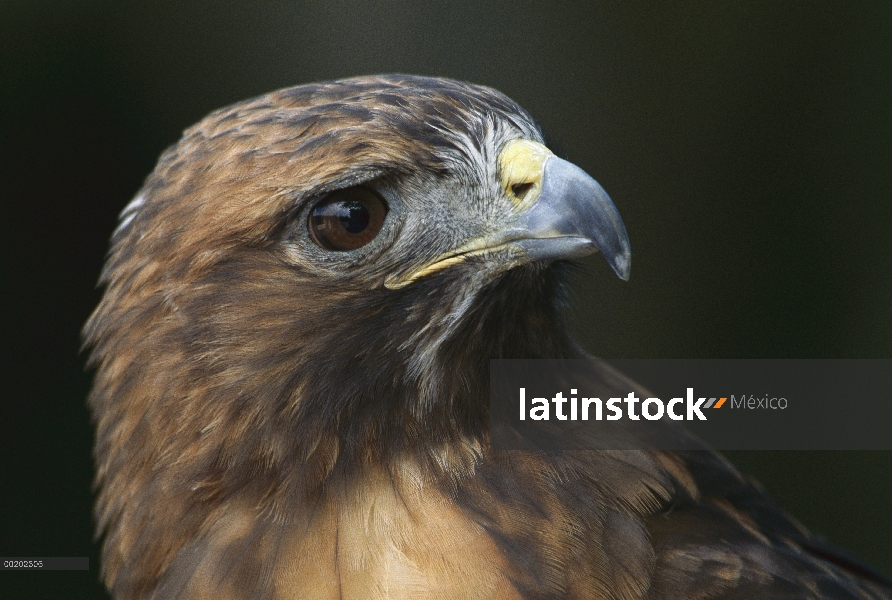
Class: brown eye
308,187,388,251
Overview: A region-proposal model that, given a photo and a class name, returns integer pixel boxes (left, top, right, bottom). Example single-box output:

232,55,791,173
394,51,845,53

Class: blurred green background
1,1,890,598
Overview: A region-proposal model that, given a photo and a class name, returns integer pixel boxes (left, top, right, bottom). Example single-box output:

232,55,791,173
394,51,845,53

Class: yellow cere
498,139,553,208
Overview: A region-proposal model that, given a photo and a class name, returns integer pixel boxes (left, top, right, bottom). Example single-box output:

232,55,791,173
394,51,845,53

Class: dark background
1,1,890,597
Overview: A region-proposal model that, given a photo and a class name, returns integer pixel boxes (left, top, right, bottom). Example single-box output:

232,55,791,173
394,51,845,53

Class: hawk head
84,75,631,597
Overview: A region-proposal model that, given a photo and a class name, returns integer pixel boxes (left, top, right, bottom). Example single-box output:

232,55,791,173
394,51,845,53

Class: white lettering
624,392,640,420
552,392,568,420
530,397,548,420
668,398,684,420
642,398,664,420
519,388,525,421
606,398,623,420
582,397,602,420
687,387,707,420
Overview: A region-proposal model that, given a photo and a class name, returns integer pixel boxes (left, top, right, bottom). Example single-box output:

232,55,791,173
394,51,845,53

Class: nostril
511,182,535,200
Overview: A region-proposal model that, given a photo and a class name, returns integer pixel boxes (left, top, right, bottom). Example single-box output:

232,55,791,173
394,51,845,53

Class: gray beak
506,156,631,280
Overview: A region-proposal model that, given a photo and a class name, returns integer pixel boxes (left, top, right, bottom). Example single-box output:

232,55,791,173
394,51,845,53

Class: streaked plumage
84,75,891,599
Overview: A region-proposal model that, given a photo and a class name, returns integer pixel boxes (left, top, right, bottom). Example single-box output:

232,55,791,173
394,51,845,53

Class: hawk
84,75,891,599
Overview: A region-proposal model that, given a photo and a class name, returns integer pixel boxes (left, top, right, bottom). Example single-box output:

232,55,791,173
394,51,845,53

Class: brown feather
85,75,892,599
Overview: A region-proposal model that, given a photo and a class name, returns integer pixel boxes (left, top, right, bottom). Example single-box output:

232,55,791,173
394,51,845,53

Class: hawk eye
308,187,388,251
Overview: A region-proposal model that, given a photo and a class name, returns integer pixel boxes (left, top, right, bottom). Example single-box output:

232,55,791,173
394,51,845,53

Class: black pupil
337,200,369,234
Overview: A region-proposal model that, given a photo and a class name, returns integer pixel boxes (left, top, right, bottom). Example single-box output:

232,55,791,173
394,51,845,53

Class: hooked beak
385,139,631,289
497,141,631,280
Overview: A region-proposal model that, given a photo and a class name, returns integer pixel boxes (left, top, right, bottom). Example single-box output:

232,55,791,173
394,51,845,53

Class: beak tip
612,253,631,281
